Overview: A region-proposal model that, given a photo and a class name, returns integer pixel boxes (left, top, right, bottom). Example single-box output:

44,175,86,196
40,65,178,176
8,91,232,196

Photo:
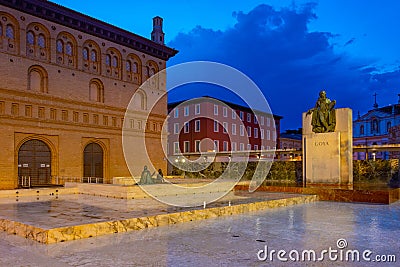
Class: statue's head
144,165,148,170
319,90,326,98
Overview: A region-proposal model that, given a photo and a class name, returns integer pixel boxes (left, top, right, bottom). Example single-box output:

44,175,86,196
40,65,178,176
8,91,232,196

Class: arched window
105,48,122,79
360,125,364,135
105,54,111,66
6,24,14,39
82,47,88,60
28,65,48,93
82,40,100,74
56,32,77,67
145,60,159,88
133,90,146,110
0,13,19,54
126,54,142,83
27,31,34,45
56,39,63,53
26,23,50,61
89,79,104,103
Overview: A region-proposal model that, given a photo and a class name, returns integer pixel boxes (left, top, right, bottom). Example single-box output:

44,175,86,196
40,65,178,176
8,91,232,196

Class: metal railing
19,176,31,188
53,176,104,185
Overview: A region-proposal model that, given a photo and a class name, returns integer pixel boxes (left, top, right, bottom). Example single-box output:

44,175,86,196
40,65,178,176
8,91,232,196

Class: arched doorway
83,143,103,180
18,139,51,186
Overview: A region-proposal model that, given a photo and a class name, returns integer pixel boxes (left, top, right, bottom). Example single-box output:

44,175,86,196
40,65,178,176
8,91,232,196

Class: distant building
167,97,282,164
353,95,400,160
279,129,302,161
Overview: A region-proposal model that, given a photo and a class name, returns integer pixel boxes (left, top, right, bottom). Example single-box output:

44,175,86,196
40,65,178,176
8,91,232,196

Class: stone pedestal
302,108,353,185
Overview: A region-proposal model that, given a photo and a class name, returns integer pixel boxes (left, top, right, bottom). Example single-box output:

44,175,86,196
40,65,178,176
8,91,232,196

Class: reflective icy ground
0,201,399,267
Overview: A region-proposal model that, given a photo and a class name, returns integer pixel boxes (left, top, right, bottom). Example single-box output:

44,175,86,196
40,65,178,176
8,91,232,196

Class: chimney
151,16,165,45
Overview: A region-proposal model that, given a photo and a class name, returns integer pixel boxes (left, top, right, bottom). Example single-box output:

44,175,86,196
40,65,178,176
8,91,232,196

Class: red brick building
167,97,281,160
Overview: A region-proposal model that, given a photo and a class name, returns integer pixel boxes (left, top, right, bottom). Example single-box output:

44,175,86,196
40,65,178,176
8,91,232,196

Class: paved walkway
0,201,399,266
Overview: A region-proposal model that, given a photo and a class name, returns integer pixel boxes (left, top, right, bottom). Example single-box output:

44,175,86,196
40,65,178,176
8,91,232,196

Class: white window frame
239,143,244,151
173,142,180,154
195,104,201,115
195,120,201,132
214,104,218,115
214,120,219,132
174,108,179,118
232,142,237,151
254,128,258,138
247,126,251,137
240,125,244,136
247,113,251,122
232,110,236,119
195,140,201,152
184,121,189,133
223,122,228,133
174,123,180,134
232,124,237,135
223,141,228,151
223,107,227,117
184,141,190,153
214,140,219,152
184,106,189,116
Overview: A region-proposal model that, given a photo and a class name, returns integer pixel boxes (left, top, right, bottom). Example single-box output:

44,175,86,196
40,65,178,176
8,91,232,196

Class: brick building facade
167,97,281,163
0,0,177,189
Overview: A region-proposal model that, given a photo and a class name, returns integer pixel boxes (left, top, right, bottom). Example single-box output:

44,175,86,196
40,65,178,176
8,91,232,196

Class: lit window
173,142,180,154
105,55,111,66
91,50,97,61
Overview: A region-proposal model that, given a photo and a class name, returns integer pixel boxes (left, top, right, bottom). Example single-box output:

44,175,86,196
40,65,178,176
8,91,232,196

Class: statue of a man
307,90,336,133
139,165,155,185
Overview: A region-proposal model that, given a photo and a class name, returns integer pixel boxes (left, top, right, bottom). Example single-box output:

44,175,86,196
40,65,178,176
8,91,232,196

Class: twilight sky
50,0,400,130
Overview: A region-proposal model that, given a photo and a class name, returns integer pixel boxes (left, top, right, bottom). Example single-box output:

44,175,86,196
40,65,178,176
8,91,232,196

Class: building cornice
0,0,178,60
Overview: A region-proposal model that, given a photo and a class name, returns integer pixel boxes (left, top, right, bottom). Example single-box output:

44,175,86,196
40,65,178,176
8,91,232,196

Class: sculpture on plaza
139,165,155,185
306,90,336,133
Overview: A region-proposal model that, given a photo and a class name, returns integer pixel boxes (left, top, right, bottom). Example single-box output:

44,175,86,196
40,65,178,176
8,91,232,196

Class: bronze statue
307,90,336,133
139,165,155,185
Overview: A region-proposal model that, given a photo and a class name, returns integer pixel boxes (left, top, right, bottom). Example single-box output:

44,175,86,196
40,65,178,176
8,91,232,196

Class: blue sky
50,0,400,130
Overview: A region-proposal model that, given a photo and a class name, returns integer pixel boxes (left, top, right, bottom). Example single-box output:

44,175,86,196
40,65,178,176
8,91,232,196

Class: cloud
167,3,399,129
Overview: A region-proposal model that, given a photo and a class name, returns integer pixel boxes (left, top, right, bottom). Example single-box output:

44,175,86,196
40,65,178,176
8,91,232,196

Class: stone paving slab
0,191,317,244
